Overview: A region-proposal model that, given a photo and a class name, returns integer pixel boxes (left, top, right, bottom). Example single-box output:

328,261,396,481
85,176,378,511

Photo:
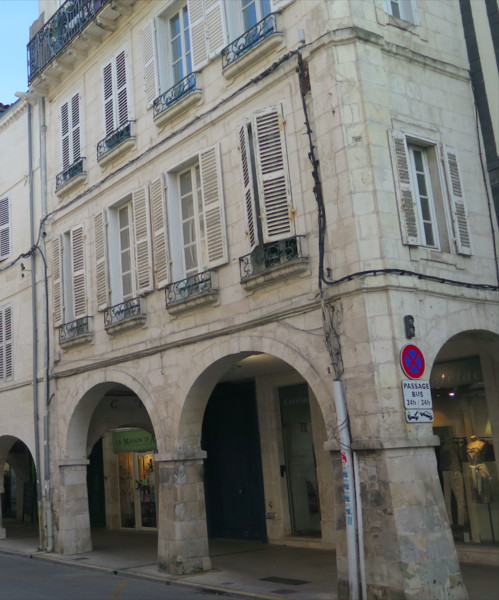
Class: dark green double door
202,381,267,541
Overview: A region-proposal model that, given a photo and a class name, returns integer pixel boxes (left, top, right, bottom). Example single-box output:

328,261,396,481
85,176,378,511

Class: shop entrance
202,381,266,541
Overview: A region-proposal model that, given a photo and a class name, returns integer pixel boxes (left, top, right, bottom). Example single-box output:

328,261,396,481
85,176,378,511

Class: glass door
136,452,157,528
118,451,157,529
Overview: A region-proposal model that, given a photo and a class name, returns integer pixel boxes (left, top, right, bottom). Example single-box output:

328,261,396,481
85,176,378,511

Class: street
0,554,230,600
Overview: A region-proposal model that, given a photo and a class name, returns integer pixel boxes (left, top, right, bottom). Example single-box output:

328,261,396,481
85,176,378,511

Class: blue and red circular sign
400,344,425,379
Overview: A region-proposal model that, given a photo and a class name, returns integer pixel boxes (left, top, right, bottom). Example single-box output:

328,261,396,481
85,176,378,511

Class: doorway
118,450,157,529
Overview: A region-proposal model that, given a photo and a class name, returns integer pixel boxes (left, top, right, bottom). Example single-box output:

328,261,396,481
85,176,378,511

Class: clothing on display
467,435,493,504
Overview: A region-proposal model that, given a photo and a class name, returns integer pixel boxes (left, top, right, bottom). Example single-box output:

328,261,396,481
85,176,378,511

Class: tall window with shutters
52,225,87,327
239,105,294,251
94,187,154,311
102,48,129,137
60,92,81,173
0,196,11,261
389,130,472,255
0,304,13,383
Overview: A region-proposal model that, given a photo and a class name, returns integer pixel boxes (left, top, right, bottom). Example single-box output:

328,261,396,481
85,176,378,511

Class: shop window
432,356,498,545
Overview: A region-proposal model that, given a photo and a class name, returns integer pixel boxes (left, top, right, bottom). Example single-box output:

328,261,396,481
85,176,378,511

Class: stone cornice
0,102,27,131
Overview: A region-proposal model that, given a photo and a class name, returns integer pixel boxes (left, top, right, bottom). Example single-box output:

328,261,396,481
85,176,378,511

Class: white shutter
103,61,115,135
0,196,11,260
116,50,129,127
388,130,421,246
252,106,293,242
188,0,208,70
60,101,70,170
95,211,109,310
239,124,258,250
205,0,227,57
71,92,81,162
132,186,154,294
142,20,159,107
200,144,228,267
0,305,13,381
71,225,86,318
150,177,170,289
443,145,472,256
52,237,63,325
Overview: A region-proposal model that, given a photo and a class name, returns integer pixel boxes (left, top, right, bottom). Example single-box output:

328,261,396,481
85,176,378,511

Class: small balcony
153,73,202,127
59,316,92,348
222,13,283,79
55,157,87,195
97,120,135,166
104,296,146,333
165,270,218,315
239,235,308,291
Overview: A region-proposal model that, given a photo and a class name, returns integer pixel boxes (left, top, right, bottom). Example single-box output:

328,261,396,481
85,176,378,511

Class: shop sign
112,429,157,453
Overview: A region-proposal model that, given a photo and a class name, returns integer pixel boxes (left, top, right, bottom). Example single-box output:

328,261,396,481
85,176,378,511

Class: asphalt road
0,554,232,600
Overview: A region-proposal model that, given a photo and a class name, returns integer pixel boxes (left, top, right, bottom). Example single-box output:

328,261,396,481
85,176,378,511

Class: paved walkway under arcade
0,521,497,599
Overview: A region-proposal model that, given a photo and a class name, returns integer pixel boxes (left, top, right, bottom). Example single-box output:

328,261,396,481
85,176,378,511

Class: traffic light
404,315,415,339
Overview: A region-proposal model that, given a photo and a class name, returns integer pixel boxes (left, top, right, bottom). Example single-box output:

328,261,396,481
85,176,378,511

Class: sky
0,0,40,105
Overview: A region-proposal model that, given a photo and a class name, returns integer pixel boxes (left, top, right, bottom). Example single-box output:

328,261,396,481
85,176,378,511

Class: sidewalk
0,521,497,600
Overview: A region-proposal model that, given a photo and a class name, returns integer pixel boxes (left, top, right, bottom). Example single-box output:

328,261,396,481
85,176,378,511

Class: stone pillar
56,460,92,555
156,451,211,575
327,439,467,599
0,481,5,539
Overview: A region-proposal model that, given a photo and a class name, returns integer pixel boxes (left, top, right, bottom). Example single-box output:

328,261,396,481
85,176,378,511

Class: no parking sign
400,344,425,379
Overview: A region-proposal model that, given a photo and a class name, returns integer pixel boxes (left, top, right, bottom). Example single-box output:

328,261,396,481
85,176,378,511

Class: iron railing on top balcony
239,235,305,281
59,316,90,343
27,0,108,84
104,296,143,328
222,13,278,70
153,73,200,120
165,270,217,306
97,120,133,160
55,157,85,190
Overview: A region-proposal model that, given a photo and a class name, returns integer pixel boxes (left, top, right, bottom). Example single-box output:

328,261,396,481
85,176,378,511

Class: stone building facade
1,0,498,598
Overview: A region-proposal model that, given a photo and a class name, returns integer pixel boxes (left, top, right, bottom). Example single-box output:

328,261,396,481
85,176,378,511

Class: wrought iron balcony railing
55,157,85,190
97,120,133,160
222,13,278,69
59,316,91,343
104,297,144,328
165,270,217,306
28,0,108,84
153,73,200,120
239,235,305,281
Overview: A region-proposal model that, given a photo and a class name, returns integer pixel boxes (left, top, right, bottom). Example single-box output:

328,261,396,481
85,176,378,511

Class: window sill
97,136,136,168
167,290,219,315
153,89,203,128
241,257,309,291
59,332,94,349
222,32,284,80
55,171,87,197
105,313,147,335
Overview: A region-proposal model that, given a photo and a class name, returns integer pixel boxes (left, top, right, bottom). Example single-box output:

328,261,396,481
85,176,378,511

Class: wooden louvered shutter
71,225,86,318
116,50,129,127
52,237,63,325
95,211,109,310
252,106,293,243
239,124,258,250
103,61,115,136
205,0,227,57
142,20,159,107
443,145,472,256
0,197,11,260
200,144,228,267
61,100,70,170
188,0,208,70
150,177,170,289
0,305,13,381
71,93,81,162
388,130,421,246
132,187,153,295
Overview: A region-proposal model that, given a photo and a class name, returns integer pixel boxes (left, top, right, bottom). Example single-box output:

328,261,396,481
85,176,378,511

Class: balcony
153,73,202,128
165,270,218,315
104,297,146,333
55,157,87,195
239,235,308,291
59,316,92,348
222,13,283,79
97,120,135,166
27,0,135,92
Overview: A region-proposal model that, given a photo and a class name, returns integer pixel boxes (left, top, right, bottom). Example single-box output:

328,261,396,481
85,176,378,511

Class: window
0,304,13,383
0,196,11,261
383,0,418,24
241,0,271,31
60,91,81,172
94,187,153,310
389,130,472,255
239,105,294,250
102,48,129,137
52,225,86,326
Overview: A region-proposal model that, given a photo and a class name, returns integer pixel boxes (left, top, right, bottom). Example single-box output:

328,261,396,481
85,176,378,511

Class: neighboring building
0,0,498,598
